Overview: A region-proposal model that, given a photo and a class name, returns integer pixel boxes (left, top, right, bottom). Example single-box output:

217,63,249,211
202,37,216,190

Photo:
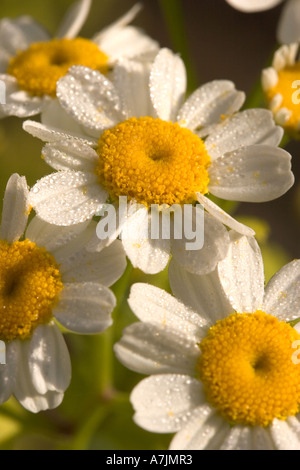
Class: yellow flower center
7,38,109,97
198,311,300,427
95,117,211,206
0,239,63,342
266,63,300,133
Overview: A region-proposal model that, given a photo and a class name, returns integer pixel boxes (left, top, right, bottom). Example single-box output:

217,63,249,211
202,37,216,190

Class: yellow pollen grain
0,239,63,342
95,117,211,207
198,311,300,427
266,63,300,133
7,38,109,97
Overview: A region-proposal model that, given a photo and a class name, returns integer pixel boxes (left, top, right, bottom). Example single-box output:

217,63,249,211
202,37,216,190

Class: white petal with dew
263,259,300,322
54,282,116,334
30,171,108,226
25,216,90,253
270,418,300,450
205,109,283,160
0,174,29,243
114,322,199,376
113,59,152,118
28,324,71,395
177,80,245,132
208,145,294,202
150,48,186,122
169,258,233,325
128,283,207,341
171,208,230,275
56,66,124,132
131,374,204,433
42,139,98,173
122,205,170,275
169,405,226,450
218,231,265,313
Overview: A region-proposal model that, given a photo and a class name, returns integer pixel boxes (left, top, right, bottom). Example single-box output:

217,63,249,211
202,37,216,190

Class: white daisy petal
277,0,300,44
54,282,116,334
272,43,299,71
113,59,152,118
93,4,143,43
252,427,276,450
270,418,300,450
30,171,108,226
128,283,207,340
196,193,255,236
42,139,98,172
56,0,92,39
92,4,156,61
169,405,226,450
177,80,245,132
169,258,233,324
220,426,252,450
150,48,186,121
131,374,204,433
41,100,92,140
205,109,283,160
171,208,230,275
218,231,265,313
13,340,64,413
23,120,96,147
0,16,49,55
208,145,294,202
99,26,159,63
56,66,124,133
122,205,170,275
0,74,43,118
59,238,127,287
28,323,71,395
0,174,29,243
225,0,283,12
261,67,279,92
263,259,300,322
25,216,90,253
0,341,19,405
114,322,199,376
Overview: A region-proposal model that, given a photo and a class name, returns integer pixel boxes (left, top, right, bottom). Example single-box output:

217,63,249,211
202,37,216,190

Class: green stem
158,0,198,91
97,263,134,395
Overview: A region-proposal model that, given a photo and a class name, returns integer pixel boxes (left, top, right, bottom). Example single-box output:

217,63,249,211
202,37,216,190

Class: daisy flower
0,0,158,118
0,174,126,413
262,43,300,136
225,0,300,44
115,232,300,450
24,48,294,275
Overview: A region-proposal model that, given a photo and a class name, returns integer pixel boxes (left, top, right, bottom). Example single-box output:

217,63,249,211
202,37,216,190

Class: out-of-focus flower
0,0,158,118
225,0,283,12
0,174,126,413
226,0,300,44
262,43,300,136
24,49,293,275
115,232,300,450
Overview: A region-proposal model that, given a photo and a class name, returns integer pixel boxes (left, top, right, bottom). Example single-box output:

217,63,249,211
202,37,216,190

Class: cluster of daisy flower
1,0,300,451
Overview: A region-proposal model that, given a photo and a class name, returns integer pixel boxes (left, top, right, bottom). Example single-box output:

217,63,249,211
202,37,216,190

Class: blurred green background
0,0,299,450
